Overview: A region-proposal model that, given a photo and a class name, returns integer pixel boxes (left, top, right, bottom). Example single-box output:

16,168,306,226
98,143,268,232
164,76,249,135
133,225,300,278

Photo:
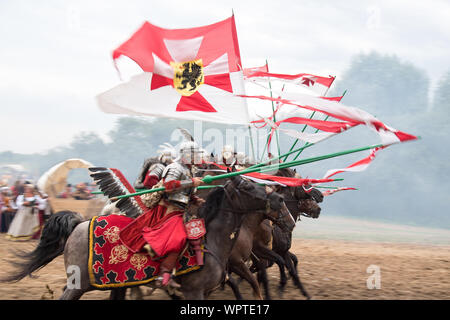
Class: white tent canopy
37,158,93,196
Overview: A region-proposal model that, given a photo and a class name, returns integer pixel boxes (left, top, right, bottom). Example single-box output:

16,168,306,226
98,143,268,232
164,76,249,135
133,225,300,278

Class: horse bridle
202,179,292,284
283,187,314,221
223,179,292,227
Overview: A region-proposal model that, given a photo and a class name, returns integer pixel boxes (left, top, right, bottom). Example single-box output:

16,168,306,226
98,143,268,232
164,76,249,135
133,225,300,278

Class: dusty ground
0,235,448,300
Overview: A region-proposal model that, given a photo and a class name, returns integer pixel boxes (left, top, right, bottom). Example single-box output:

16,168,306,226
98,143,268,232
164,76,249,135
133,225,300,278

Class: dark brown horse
225,184,295,299
223,168,322,300
251,168,323,300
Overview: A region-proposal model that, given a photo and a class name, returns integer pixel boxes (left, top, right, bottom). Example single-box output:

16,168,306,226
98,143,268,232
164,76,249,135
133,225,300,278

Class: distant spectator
6,183,42,241
73,183,92,200
57,184,73,199
10,180,24,201
0,187,18,233
32,187,48,239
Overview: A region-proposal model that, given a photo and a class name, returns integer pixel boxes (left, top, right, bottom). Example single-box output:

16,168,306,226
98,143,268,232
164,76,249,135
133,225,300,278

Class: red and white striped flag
321,187,357,197
241,92,417,145
243,63,268,78
252,94,355,145
323,146,386,179
243,68,335,96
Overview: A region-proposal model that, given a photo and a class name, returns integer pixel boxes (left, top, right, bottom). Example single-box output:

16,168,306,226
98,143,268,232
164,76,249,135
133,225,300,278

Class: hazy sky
1,0,449,154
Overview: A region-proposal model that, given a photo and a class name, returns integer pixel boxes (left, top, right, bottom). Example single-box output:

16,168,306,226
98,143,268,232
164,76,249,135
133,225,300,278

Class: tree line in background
1,51,449,228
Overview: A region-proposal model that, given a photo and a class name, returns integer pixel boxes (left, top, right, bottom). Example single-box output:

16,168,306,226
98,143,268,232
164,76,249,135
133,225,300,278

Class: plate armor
134,158,167,190
162,161,195,209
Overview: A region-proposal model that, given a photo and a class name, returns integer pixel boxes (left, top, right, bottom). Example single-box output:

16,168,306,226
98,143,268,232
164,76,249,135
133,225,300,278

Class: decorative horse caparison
1,175,294,300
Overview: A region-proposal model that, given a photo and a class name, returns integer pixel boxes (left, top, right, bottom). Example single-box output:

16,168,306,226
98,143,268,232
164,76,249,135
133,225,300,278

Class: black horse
249,168,323,300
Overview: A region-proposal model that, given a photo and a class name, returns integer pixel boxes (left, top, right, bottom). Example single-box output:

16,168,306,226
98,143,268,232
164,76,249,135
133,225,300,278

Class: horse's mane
198,186,225,225
277,167,300,178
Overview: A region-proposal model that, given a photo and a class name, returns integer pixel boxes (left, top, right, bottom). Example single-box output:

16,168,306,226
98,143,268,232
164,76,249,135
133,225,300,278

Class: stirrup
155,273,181,288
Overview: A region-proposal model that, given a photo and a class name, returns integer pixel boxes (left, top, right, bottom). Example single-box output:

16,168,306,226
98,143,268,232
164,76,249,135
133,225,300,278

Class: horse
195,165,314,300
224,167,322,300
250,167,323,300
225,184,295,300
193,164,312,300
1,175,291,300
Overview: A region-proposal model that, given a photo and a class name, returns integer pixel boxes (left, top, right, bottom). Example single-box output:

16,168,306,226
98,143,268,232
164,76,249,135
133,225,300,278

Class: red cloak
119,205,187,256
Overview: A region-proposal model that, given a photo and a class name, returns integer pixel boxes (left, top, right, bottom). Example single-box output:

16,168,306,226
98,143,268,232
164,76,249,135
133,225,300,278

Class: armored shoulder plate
133,157,160,189
148,163,165,179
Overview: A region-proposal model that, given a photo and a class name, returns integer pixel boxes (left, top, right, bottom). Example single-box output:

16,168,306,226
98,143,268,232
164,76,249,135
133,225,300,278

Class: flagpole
248,125,257,162
260,131,270,163
281,110,317,162
249,137,316,170
266,59,281,157
259,82,285,163
283,76,336,162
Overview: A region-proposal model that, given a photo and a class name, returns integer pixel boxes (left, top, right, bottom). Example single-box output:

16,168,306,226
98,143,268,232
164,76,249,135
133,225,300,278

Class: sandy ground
0,235,448,300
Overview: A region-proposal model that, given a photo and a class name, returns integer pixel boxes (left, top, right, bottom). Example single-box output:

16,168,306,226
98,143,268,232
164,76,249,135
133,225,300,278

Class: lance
313,186,358,190
220,143,384,180
93,185,224,198
107,176,344,201
104,142,389,201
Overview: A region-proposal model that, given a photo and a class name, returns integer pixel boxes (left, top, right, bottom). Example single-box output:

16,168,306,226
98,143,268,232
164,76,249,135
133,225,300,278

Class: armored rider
119,140,205,288
220,144,236,166
133,143,176,190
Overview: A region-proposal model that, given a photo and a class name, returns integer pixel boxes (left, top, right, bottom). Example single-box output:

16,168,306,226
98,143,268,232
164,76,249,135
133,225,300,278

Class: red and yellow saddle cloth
88,215,202,289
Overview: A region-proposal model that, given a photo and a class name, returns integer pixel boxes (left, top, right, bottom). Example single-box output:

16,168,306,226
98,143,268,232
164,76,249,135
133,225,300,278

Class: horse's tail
1,210,84,283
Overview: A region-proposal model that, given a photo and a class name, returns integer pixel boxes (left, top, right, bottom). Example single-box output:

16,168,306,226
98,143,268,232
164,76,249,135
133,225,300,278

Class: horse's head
294,186,322,219
277,168,322,219
226,175,295,232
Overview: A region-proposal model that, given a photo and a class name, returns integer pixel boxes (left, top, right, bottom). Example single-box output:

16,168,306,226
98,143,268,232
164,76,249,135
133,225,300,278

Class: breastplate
162,162,194,209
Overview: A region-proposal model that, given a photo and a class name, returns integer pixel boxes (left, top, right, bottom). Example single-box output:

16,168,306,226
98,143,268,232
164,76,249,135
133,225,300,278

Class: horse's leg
284,252,311,299
166,290,183,300
182,290,205,300
229,262,263,300
289,251,298,269
109,288,127,300
61,221,92,300
179,253,224,300
226,273,244,300
60,287,85,300
129,287,143,300
255,259,272,300
252,245,287,297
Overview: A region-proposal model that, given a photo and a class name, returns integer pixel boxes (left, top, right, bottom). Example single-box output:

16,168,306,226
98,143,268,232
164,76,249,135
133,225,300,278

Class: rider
119,140,205,288
133,143,176,190
219,145,236,166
